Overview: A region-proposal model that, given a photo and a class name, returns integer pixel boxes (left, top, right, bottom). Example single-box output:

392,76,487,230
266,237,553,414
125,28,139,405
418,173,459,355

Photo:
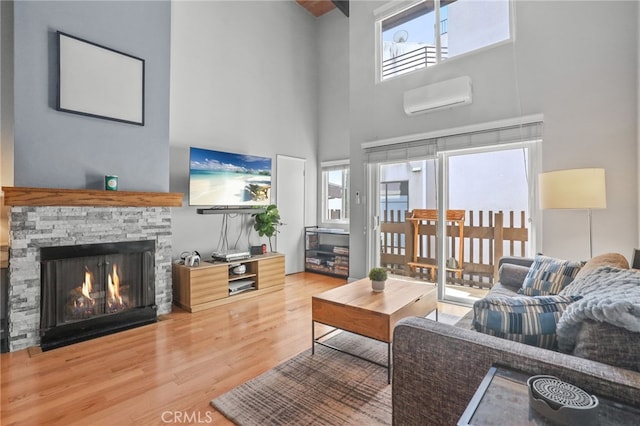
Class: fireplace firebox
40,240,157,350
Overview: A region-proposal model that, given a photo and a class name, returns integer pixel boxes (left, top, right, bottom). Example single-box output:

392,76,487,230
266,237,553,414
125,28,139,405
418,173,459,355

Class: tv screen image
189,147,272,207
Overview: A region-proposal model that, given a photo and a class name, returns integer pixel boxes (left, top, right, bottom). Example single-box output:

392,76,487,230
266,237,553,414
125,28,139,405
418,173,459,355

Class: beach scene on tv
189,147,272,206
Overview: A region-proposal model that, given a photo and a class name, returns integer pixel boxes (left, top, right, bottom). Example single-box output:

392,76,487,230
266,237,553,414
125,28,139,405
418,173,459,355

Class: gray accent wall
1,1,15,248
12,1,171,192
347,0,638,278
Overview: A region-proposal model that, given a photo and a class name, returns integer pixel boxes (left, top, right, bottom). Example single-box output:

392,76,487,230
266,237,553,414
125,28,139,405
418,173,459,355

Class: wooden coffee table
312,277,438,383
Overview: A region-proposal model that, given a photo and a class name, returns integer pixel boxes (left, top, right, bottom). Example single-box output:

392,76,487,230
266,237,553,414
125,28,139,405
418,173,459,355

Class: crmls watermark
161,411,214,424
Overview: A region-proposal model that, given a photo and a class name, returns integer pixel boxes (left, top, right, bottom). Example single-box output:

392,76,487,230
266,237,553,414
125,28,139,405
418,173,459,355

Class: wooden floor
1,272,470,426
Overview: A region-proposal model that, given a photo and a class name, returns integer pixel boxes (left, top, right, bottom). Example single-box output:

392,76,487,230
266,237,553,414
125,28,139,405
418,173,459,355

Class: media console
172,252,285,312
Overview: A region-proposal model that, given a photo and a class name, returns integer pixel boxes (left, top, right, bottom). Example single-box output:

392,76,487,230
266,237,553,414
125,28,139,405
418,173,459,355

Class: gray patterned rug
211,332,392,425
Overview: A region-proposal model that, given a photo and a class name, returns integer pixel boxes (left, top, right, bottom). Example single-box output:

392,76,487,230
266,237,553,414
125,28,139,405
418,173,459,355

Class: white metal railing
382,45,448,79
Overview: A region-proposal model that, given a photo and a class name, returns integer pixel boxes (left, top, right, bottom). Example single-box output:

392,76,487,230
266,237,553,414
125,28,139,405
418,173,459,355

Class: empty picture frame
57,31,145,125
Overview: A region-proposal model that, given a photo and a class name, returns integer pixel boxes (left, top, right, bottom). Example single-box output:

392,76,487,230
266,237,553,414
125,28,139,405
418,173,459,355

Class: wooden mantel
2,186,183,207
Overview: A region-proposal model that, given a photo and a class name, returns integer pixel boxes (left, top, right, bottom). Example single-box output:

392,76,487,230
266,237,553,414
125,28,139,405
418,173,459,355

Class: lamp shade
539,168,606,209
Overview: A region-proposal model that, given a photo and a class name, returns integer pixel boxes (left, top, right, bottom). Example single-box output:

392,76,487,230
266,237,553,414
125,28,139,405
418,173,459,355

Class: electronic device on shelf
180,250,201,266
230,264,246,275
228,279,255,295
186,251,200,267
211,250,252,262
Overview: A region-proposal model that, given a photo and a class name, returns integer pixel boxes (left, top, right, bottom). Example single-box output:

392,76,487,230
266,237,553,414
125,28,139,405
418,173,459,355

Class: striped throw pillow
519,255,583,296
473,295,582,350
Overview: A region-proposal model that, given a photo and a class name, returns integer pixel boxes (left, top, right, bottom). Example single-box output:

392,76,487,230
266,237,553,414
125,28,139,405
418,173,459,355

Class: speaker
250,246,263,255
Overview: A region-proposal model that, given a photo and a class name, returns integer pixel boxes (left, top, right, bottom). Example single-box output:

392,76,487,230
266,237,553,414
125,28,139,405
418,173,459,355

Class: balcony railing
382,45,449,79
379,209,529,289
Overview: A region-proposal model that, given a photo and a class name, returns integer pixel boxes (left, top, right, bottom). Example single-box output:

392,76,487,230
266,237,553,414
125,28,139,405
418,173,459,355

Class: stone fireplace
3,187,182,351
39,240,157,350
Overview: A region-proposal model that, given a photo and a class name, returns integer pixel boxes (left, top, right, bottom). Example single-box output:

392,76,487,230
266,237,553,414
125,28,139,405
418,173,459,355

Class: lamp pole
587,208,594,259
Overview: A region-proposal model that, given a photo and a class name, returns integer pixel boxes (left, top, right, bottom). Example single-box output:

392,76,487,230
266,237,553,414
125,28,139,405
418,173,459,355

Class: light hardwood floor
1,273,470,426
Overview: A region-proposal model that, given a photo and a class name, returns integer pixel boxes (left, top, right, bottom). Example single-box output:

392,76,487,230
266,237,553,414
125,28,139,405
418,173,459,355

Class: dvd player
228,279,255,295
211,250,252,262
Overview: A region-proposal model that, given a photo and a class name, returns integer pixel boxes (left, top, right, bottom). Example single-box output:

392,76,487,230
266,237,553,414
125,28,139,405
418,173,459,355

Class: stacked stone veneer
8,206,173,351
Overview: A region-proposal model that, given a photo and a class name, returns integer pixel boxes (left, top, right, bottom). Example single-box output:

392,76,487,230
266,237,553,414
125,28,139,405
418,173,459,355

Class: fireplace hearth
40,240,157,351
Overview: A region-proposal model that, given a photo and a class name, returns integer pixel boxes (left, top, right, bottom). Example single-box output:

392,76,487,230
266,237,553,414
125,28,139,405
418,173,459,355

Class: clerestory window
378,0,511,81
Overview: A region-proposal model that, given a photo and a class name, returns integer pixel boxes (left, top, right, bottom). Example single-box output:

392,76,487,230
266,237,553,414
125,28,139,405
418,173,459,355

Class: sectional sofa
392,253,640,425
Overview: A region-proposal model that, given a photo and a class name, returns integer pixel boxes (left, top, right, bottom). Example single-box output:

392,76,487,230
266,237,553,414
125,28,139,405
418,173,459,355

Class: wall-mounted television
189,147,272,207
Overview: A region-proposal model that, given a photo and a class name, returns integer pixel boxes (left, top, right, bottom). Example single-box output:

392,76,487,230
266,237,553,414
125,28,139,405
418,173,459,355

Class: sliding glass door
375,159,438,278
368,140,538,305
440,144,534,304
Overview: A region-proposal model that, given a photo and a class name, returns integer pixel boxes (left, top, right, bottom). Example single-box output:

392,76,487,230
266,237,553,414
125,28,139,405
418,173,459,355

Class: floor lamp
538,168,607,259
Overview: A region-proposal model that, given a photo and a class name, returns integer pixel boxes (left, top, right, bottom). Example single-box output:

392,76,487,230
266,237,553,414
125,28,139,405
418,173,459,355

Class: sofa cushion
473,295,582,350
570,320,640,372
557,266,640,367
487,283,520,298
518,255,582,296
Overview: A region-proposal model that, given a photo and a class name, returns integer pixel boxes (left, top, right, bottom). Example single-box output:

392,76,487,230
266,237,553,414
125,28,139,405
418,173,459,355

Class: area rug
211,332,391,425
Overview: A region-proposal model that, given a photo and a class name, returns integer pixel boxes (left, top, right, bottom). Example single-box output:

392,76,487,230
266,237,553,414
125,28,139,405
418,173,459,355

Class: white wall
169,1,319,259
318,8,350,163
348,0,638,277
317,9,350,227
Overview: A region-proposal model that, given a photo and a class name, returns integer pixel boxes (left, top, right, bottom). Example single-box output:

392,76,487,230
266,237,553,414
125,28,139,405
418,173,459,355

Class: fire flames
81,268,94,303
107,264,125,311
68,263,128,319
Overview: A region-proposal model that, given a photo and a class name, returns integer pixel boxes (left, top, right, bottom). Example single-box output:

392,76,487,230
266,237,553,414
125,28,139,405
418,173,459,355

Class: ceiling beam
295,0,336,17
332,0,349,17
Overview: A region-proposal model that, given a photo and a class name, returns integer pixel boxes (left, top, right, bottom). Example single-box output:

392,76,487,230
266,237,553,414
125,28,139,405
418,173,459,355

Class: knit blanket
557,266,640,352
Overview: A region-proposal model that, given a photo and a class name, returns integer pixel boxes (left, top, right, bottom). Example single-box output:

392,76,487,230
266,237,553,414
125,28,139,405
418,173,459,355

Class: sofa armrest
496,256,533,291
392,317,640,426
498,256,534,269
497,263,531,291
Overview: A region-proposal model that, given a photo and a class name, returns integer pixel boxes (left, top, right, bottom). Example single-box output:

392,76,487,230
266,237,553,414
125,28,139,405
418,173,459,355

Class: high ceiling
296,0,349,17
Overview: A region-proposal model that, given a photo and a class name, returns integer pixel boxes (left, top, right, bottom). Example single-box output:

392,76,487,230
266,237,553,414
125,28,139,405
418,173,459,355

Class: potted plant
252,204,281,252
368,267,388,292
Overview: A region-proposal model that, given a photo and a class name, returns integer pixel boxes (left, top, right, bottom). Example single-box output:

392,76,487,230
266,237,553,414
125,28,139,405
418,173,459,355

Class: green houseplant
252,204,281,252
368,267,388,292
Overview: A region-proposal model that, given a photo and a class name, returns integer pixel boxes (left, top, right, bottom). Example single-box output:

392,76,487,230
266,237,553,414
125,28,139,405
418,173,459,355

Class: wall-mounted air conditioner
403,76,472,115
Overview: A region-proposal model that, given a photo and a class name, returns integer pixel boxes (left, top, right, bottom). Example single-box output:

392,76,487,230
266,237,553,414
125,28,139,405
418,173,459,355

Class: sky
190,147,272,173
382,7,449,45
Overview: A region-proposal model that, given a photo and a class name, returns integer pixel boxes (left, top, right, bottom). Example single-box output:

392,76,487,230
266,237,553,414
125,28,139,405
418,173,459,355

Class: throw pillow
472,295,582,350
518,255,582,296
498,263,532,291
572,252,630,282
